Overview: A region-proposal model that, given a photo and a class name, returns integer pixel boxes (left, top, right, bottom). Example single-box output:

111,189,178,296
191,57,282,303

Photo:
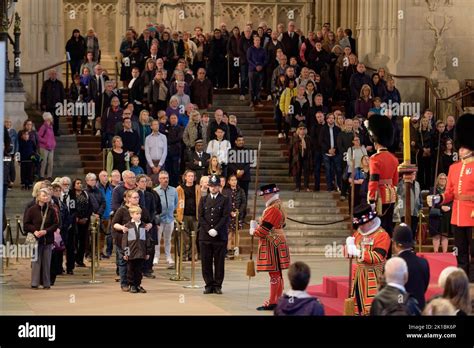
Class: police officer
198,174,231,294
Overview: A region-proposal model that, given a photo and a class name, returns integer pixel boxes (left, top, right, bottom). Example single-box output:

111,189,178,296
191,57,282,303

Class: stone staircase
210,91,351,255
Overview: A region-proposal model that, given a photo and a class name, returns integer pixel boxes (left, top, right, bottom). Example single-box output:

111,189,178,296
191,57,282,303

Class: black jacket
398,250,430,309
319,124,341,155
185,150,210,180
222,187,247,220
280,32,300,60
227,146,251,182
370,285,421,316
40,79,66,110
122,221,153,260
86,185,106,217
128,76,145,104
238,36,253,65
275,294,325,316
310,122,325,153
198,193,231,242
166,124,184,157
118,129,141,156
23,203,59,246
66,35,86,61
87,74,109,103
209,37,227,63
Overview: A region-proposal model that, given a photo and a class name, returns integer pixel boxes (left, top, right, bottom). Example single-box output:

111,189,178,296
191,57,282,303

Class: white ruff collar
358,217,381,236
266,194,280,207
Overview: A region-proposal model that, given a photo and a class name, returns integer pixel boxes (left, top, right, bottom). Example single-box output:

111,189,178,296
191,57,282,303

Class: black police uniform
198,176,231,293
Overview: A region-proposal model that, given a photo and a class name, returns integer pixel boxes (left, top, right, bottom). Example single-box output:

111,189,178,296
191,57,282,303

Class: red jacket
368,149,399,204
442,156,474,226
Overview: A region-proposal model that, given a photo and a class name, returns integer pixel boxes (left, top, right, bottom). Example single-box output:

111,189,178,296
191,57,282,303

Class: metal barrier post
170,223,189,281
184,231,201,289
86,221,102,284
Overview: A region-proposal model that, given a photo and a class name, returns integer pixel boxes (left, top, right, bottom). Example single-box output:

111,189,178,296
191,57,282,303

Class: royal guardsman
198,174,231,294
366,115,399,255
250,184,290,311
428,113,474,282
346,203,391,315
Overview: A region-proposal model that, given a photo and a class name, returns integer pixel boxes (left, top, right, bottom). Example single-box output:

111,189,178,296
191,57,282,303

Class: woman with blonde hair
416,116,433,189
85,28,100,62
38,112,56,179
24,188,59,289
428,173,451,253
106,136,130,174
423,298,456,316
355,84,373,118
208,155,222,176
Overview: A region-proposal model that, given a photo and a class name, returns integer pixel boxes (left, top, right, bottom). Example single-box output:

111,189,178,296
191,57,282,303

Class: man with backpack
370,257,421,316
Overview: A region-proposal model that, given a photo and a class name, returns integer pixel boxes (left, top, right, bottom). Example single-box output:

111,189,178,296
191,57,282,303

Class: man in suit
198,174,231,294
280,21,300,62
370,257,421,316
185,139,210,182
87,64,109,133
319,113,342,192
128,67,145,114
392,224,430,309
227,136,251,199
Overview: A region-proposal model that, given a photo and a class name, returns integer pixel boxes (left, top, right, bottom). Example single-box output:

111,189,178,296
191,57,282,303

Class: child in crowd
129,155,144,176
122,206,152,294
18,131,36,190
274,261,325,316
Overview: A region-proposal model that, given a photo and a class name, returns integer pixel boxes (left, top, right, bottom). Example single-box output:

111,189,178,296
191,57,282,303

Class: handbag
25,205,49,246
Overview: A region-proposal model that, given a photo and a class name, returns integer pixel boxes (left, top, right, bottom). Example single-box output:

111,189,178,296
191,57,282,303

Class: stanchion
85,221,102,284
4,218,18,270
15,215,21,263
0,219,12,279
184,231,201,289
168,222,180,276
418,210,425,253
170,223,189,281
227,55,230,89
94,217,101,270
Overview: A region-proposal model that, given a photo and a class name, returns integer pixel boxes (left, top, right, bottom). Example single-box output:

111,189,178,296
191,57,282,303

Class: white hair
85,172,97,181
42,112,53,122
437,266,459,289
384,257,408,285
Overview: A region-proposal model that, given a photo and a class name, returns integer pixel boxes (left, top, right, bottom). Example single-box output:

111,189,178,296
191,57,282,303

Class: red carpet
307,253,456,315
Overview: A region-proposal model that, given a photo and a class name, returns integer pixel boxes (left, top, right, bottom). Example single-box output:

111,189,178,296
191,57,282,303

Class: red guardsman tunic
368,148,399,206
350,226,391,316
441,156,474,227
254,199,290,272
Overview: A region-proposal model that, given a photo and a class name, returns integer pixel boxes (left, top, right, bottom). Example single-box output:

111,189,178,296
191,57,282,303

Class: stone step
286,236,348,246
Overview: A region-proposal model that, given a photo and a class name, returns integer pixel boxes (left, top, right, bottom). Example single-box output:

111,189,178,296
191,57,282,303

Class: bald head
384,257,408,286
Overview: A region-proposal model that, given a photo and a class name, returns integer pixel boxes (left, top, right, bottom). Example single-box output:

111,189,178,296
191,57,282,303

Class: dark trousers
401,215,419,239
249,70,263,102
323,154,342,191
75,220,90,264
66,226,76,272
143,226,157,274
240,63,249,95
69,59,82,80
165,154,181,188
127,258,145,287
209,59,227,88
199,240,226,290
295,155,310,190
453,226,474,281
274,105,283,134
21,161,34,187
313,151,323,191
50,250,63,285
380,203,395,258
72,115,87,133
230,63,240,87
238,180,250,201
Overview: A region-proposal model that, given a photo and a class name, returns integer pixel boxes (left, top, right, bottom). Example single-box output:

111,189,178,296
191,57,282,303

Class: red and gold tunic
368,148,399,206
441,156,474,227
350,225,391,316
254,199,290,272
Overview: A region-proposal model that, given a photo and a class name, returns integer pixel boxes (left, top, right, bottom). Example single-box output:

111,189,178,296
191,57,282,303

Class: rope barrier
242,215,351,226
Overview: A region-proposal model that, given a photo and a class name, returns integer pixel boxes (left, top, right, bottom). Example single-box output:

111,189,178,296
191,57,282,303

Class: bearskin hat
455,113,474,151
367,115,394,148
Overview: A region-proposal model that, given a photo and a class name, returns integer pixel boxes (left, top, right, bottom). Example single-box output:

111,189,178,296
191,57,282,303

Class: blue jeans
240,63,249,95
249,70,263,102
313,151,323,191
323,154,342,191
115,245,128,287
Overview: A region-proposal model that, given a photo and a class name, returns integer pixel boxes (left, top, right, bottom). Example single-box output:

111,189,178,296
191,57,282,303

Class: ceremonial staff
246,139,261,279
344,147,356,315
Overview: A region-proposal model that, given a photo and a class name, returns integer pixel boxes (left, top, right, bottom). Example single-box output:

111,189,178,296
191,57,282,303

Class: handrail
365,65,440,109
20,59,70,108
20,60,69,75
435,87,474,119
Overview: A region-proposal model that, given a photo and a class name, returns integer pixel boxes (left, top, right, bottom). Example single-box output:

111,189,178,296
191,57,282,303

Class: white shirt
387,282,406,293
210,193,218,200
206,139,231,165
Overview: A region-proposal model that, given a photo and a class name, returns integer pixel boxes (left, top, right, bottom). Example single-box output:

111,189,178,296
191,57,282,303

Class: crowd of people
2,19,471,315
